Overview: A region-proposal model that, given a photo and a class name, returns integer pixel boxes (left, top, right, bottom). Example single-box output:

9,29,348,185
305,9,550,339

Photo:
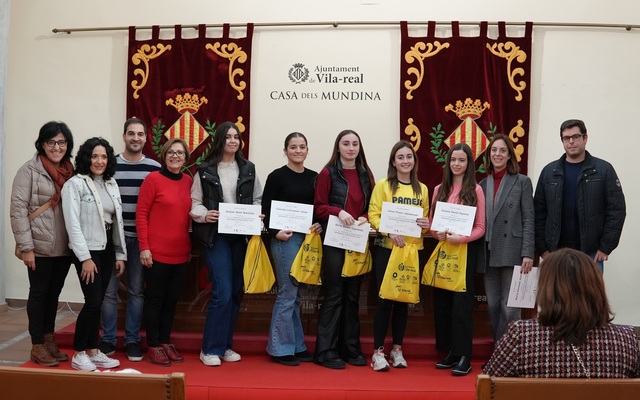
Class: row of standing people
266,120,633,379
262,129,486,375
10,119,192,370
11,118,632,378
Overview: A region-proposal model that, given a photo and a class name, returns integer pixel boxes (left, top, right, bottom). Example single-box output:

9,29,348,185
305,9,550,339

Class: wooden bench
0,366,185,400
476,373,640,400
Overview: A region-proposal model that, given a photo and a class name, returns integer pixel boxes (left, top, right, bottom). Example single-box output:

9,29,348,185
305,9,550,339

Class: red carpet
22,323,493,400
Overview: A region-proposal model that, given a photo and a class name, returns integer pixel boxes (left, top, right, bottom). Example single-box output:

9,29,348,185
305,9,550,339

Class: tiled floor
0,301,78,366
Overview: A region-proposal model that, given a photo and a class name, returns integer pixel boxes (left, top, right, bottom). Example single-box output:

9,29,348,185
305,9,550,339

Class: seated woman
483,248,639,378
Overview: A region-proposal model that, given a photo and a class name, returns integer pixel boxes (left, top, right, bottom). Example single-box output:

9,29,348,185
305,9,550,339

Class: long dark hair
205,121,246,165
35,121,74,161
323,129,372,176
484,134,519,175
436,143,477,206
387,140,422,197
74,137,117,180
537,248,613,344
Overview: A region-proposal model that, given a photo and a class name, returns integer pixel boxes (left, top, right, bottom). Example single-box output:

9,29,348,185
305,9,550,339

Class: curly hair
74,137,117,180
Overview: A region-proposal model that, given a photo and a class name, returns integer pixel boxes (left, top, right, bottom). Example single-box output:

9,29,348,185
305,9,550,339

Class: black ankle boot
452,356,472,376
435,352,460,369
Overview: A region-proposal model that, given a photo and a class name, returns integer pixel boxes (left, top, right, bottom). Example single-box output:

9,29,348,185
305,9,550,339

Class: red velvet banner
400,21,532,192
126,24,254,176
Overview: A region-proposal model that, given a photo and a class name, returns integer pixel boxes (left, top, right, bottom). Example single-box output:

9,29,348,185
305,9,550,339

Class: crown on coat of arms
165,93,208,114
444,98,490,120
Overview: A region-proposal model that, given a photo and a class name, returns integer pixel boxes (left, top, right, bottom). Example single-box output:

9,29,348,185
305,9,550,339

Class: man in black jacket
534,119,626,272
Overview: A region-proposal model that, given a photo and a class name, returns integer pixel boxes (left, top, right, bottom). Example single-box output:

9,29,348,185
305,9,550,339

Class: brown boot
44,333,69,361
31,344,58,367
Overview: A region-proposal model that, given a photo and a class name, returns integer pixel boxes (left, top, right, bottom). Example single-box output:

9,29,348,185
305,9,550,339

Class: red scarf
39,154,74,207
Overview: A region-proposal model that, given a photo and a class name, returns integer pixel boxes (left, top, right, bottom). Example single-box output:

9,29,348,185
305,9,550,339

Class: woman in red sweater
136,138,193,366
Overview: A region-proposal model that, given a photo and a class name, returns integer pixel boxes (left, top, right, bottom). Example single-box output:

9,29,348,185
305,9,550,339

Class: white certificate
218,203,262,235
268,200,314,234
430,201,477,236
378,202,422,238
507,266,539,308
323,215,370,253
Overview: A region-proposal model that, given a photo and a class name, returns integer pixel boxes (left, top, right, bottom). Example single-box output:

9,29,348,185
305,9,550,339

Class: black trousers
72,241,115,352
314,245,364,363
433,249,475,357
372,246,408,349
143,260,187,347
27,256,71,344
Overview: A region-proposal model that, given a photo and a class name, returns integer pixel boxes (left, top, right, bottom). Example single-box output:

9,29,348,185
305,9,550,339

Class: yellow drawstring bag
379,244,420,304
422,240,468,292
341,243,372,277
243,235,275,293
290,232,323,285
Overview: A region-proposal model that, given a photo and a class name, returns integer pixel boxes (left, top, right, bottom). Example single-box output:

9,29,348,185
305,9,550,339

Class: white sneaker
200,352,221,366
223,349,241,362
72,351,96,371
371,347,390,371
390,348,407,368
89,350,120,369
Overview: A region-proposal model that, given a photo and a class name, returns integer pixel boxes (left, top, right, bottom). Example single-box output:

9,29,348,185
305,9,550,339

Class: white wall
3,0,639,325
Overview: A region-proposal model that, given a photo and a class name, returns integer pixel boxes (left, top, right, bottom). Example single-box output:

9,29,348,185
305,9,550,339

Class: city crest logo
288,63,309,84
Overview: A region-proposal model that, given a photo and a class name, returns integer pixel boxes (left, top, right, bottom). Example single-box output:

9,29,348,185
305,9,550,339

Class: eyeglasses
167,150,186,157
45,140,68,148
561,134,584,143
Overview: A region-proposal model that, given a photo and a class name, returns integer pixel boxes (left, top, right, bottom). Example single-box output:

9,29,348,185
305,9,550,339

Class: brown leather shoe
44,333,69,361
162,344,184,363
31,344,59,367
147,346,171,366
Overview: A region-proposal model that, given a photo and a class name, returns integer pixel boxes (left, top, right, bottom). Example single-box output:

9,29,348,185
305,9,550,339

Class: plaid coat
483,319,640,378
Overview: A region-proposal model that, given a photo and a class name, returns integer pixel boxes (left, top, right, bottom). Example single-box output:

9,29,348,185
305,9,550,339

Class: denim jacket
61,174,126,262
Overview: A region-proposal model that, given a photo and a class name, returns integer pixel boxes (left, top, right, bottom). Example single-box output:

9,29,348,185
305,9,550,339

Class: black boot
435,352,460,369
452,356,472,376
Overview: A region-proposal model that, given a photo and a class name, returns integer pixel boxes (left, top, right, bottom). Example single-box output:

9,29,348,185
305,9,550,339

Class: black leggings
372,246,408,349
72,241,115,352
314,245,364,362
143,260,187,347
27,256,71,344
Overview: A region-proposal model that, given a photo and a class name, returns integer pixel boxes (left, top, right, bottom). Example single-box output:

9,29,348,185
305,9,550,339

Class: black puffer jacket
534,151,626,255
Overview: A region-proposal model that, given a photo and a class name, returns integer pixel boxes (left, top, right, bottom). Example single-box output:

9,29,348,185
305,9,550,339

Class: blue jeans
201,234,247,357
483,266,521,343
586,252,605,273
267,233,307,357
101,236,144,345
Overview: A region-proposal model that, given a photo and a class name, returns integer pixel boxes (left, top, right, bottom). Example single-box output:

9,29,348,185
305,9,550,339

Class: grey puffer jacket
10,154,71,257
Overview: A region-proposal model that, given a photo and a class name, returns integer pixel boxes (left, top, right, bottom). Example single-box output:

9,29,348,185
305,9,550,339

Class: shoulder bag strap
28,200,52,221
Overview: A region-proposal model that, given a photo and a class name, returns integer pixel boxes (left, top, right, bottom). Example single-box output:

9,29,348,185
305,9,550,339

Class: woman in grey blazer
479,134,535,343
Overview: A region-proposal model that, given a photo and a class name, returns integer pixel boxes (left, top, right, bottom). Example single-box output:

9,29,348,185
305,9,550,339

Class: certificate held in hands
268,200,313,234
430,201,477,236
379,202,422,238
218,203,262,235
323,215,370,253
